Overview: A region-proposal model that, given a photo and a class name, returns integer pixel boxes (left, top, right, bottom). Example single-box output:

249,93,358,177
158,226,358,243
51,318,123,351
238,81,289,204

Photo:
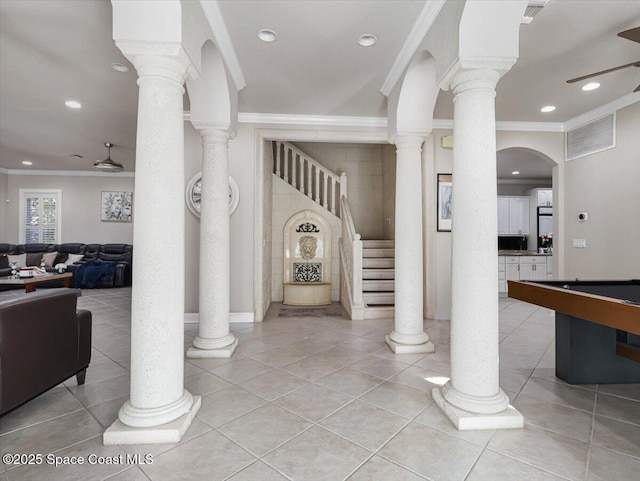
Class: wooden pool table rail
507,280,640,336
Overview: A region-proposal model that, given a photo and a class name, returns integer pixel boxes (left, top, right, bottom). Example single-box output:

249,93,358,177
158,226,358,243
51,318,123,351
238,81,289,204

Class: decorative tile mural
296,222,320,233
293,263,322,282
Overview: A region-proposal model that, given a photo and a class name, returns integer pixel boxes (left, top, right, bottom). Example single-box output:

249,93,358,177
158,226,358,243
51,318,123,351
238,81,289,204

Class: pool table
507,279,640,384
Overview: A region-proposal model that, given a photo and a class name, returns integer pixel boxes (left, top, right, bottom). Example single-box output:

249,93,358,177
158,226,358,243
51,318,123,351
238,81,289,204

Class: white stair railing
273,141,346,217
339,195,364,320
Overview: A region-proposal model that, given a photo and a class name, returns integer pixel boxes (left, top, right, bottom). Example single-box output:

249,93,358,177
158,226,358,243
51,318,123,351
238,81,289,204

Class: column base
187,337,238,358
103,396,201,445
385,335,435,354
432,388,523,431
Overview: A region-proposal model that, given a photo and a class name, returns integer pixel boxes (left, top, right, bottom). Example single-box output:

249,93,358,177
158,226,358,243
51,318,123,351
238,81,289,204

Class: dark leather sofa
0,243,132,288
0,289,92,416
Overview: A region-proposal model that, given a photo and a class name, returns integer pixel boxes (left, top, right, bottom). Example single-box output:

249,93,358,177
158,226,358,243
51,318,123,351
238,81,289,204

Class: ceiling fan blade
618,27,640,43
635,84,640,93
567,61,640,83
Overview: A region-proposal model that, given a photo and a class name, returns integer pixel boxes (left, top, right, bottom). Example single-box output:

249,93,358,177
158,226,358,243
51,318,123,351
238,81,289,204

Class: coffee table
0,272,74,293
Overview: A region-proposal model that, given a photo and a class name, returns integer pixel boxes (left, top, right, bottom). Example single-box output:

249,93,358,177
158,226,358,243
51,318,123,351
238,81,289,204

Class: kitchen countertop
498,250,552,256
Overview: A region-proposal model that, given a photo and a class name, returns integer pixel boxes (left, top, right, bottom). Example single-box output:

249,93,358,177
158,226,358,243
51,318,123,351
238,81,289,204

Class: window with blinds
19,190,62,244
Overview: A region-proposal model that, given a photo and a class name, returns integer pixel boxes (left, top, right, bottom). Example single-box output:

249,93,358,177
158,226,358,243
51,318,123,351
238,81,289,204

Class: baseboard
183,312,255,324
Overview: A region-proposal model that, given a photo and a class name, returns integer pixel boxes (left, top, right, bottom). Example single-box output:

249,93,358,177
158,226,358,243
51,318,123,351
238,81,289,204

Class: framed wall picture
101,191,133,222
437,173,452,232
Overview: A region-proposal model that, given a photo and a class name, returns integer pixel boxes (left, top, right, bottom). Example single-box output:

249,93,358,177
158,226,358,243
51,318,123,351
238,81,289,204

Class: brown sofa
0,289,92,416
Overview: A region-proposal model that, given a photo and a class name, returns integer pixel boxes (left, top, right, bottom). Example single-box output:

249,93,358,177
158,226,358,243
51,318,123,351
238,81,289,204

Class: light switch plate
572,239,586,248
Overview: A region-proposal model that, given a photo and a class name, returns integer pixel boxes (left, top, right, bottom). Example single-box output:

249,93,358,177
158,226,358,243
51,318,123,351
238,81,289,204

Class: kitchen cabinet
497,197,529,235
537,189,553,207
499,255,551,293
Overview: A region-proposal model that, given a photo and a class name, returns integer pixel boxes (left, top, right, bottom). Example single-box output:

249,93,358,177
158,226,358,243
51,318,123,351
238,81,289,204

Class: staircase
272,140,395,321
362,240,395,319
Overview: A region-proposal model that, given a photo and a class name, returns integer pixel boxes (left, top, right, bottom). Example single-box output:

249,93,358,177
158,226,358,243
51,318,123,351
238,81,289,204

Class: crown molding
380,0,446,96
3,169,135,178
238,112,388,128
563,91,640,131
496,121,564,132
199,0,246,90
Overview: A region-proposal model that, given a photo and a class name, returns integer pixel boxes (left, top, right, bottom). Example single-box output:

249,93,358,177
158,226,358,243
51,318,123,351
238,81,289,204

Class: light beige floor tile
349,356,410,379
467,449,566,481
7,435,129,481
121,417,213,458
234,338,273,356
0,410,103,458
596,393,640,425
499,367,530,394
514,394,594,442
89,395,128,428
340,337,386,353
389,365,448,393
238,370,308,401
104,466,150,481
246,347,309,368
586,445,640,480
140,430,255,481
209,358,273,384
360,381,430,419
316,368,384,396
197,386,266,427
591,414,640,458
185,356,237,372
487,423,589,480
274,383,353,422
347,455,424,481
218,404,312,456
63,356,129,387
597,383,640,402
413,403,495,447
227,461,288,481
0,388,84,435
183,371,231,397
68,373,130,408
183,361,202,377
263,426,371,481
379,422,482,481
280,354,344,381
282,338,333,356
320,400,409,451
520,376,596,412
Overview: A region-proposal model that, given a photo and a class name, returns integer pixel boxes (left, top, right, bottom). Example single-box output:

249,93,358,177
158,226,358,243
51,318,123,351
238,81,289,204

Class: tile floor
0,288,638,480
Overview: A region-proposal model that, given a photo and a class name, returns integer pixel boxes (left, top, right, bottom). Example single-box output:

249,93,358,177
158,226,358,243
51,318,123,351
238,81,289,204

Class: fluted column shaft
386,135,434,354
188,128,237,357
118,54,195,428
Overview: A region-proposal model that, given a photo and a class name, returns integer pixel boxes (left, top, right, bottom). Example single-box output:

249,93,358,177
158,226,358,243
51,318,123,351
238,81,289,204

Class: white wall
0,172,7,242
382,144,396,240
262,139,273,318
563,102,640,278
3,173,134,244
271,177,341,302
293,142,384,239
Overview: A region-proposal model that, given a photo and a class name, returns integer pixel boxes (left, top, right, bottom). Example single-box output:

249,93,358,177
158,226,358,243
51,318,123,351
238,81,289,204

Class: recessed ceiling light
65,100,82,109
582,82,600,91
257,29,277,42
22,161,33,166
512,171,520,175
540,105,556,113
357,34,377,47
111,62,129,73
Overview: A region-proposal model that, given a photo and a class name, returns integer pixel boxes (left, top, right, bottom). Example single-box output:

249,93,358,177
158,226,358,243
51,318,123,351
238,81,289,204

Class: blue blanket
74,260,117,288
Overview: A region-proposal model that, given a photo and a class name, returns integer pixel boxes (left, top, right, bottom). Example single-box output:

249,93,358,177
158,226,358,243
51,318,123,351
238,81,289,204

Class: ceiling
497,148,555,181
0,0,639,175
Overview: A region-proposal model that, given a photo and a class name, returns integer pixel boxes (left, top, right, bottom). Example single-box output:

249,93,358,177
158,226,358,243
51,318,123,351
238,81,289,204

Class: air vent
522,0,553,24
566,114,616,161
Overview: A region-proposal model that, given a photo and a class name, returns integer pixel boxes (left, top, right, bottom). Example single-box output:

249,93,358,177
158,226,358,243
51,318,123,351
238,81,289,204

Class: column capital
390,133,425,151
438,56,517,92
450,68,501,99
115,41,198,87
190,123,236,142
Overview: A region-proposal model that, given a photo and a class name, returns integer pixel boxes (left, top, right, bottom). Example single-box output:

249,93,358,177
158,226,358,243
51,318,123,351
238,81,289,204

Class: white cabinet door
537,189,552,207
519,263,534,280
508,197,530,234
532,263,547,281
506,263,519,281
539,216,553,237
497,198,510,235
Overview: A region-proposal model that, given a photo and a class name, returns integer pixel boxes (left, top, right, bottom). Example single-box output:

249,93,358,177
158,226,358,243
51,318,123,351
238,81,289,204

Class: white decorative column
187,126,238,358
386,135,434,354
104,50,201,444
432,68,523,430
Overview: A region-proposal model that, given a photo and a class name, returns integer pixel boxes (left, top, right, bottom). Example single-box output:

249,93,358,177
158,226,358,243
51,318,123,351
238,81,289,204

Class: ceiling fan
566,27,640,92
